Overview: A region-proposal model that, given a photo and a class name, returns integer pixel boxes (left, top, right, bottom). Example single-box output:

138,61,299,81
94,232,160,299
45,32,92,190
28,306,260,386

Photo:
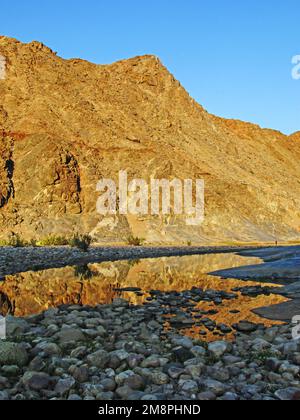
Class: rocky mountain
0,36,299,244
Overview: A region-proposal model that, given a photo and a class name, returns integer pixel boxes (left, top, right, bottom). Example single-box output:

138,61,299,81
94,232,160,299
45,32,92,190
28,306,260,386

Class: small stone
208,367,230,382
191,346,206,358
1,365,20,377
96,391,114,400
109,349,129,362
172,337,193,349
57,328,86,345
87,350,109,369
208,341,229,358
235,321,258,333
0,376,9,388
100,378,117,392
68,394,82,400
265,358,281,372
72,366,89,383
202,379,227,396
71,346,87,359
116,385,133,400
35,342,61,356
173,347,194,363
0,391,9,400
221,392,239,400
140,394,161,401
115,371,136,386
184,364,203,379
127,391,145,400
124,374,145,391
28,356,47,372
150,371,169,385
167,366,185,379
251,338,271,352
180,380,199,394
283,342,298,355
292,392,300,401
197,391,216,401
127,354,144,369
55,377,76,396
141,355,161,368
275,388,300,401
22,372,51,391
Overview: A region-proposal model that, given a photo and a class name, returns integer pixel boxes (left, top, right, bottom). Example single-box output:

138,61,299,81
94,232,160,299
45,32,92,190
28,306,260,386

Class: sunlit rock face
0,254,286,341
0,37,300,244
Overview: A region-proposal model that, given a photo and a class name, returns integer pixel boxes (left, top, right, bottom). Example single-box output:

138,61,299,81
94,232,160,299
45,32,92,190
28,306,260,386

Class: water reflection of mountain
0,254,286,332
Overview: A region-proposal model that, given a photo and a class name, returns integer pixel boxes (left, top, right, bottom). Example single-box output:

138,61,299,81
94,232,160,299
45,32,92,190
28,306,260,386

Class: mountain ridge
0,36,299,244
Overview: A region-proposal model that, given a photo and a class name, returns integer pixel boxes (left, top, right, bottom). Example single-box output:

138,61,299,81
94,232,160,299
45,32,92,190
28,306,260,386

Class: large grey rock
56,328,86,345
0,342,28,367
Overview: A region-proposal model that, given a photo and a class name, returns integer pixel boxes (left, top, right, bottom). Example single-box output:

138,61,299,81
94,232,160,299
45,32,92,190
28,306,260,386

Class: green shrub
126,235,145,247
0,233,27,247
37,235,69,246
69,234,92,252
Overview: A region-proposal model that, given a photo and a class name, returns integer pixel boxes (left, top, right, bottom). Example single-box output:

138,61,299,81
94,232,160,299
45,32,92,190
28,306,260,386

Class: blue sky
1,0,299,134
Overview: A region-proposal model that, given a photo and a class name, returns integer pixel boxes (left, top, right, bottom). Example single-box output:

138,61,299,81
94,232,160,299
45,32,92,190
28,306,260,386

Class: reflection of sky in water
0,253,287,341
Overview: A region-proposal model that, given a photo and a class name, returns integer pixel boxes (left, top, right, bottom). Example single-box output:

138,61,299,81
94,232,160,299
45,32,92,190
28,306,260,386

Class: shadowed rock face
0,134,14,208
0,37,300,243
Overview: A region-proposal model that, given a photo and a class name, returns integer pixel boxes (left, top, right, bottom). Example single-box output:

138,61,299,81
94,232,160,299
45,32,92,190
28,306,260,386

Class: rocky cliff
0,36,299,244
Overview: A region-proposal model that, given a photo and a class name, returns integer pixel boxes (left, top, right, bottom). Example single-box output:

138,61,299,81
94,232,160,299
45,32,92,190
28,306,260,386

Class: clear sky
1,0,299,134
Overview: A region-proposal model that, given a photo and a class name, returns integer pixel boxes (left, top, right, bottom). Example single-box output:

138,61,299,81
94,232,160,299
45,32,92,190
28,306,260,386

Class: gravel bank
0,297,299,401
0,245,263,278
